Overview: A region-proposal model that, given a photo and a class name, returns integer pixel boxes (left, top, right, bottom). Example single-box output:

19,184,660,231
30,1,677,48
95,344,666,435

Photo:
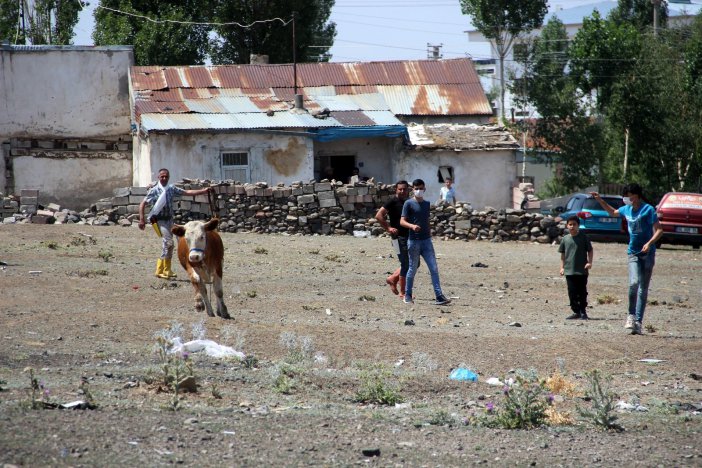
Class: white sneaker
625,315,635,329
631,321,643,335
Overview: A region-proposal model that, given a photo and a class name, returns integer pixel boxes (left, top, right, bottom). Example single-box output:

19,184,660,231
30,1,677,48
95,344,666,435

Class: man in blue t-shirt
591,184,663,335
400,179,451,306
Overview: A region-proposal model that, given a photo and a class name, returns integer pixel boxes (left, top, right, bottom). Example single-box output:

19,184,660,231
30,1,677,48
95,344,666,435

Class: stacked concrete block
20,189,38,215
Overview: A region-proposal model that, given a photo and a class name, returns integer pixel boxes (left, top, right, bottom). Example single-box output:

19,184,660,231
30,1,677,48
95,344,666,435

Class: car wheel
693,244,700,250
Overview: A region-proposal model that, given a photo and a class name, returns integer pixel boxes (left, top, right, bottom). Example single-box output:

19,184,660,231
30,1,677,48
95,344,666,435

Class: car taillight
577,211,592,219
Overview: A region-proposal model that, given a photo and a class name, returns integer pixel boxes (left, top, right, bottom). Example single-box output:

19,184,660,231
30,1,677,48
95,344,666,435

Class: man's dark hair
395,180,409,187
622,183,643,197
412,178,425,187
158,168,170,175
566,215,580,225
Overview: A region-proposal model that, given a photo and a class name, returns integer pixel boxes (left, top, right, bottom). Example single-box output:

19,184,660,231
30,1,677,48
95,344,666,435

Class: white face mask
623,196,632,206
413,189,425,198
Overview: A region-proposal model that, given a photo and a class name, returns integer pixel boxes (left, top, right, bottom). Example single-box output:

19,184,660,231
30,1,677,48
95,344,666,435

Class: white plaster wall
134,132,313,186
13,153,131,209
314,137,396,184
395,149,516,209
0,46,133,139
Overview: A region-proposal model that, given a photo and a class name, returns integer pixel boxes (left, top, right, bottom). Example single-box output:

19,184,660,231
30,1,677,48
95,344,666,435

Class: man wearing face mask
400,179,451,306
590,184,663,335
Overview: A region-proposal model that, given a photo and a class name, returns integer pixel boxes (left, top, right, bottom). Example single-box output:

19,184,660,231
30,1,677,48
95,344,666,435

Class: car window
582,197,623,210
565,197,577,211
660,193,702,210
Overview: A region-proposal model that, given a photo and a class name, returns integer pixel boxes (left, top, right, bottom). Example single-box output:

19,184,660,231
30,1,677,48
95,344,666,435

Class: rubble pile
1,180,564,243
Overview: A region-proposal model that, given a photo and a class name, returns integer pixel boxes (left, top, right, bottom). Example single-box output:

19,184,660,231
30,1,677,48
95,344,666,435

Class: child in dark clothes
558,215,594,320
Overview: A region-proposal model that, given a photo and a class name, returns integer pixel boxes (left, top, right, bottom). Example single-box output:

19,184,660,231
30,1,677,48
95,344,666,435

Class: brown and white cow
171,218,230,319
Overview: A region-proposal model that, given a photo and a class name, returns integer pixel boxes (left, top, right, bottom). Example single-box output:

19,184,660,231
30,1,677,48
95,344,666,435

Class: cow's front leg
212,273,230,319
190,269,214,317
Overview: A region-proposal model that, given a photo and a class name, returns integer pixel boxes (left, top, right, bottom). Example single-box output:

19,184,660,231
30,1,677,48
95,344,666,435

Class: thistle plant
353,363,404,406
24,367,50,409
577,369,623,431
153,323,195,410
481,370,553,429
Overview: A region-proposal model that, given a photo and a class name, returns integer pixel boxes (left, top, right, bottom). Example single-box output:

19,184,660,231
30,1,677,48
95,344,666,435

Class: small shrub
354,363,404,405
596,295,617,305
98,250,114,262
308,249,320,255
410,352,438,372
427,410,455,426
358,295,376,302
545,372,579,398
270,363,296,394
79,377,97,409
645,323,657,333
324,254,342,263
280,332,315,365
23,367,50,409
153,323,195,411
481,370,553,429
246,290,257,298
241,354,259,369
45,241,59,249
577,369,623,431
210,383,223,400
254,247,268,254
0,379,6,391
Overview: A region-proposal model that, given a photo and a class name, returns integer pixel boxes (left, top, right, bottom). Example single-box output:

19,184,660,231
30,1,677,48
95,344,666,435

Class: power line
95,5,292,28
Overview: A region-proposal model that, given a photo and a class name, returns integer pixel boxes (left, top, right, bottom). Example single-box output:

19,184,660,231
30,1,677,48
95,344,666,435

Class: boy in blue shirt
559,215,593,320
591,184,663,335
400,179,451,306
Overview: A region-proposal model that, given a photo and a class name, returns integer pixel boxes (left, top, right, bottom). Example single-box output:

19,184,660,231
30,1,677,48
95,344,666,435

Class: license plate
675,226,699,234
599,217,618,223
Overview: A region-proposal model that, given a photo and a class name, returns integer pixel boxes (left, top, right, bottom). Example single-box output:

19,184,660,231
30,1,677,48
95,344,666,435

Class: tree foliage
93,0,213,66
211,0,336,64
520,1,702,197
93,0,336,66
460,0,547,119
0,0,85,45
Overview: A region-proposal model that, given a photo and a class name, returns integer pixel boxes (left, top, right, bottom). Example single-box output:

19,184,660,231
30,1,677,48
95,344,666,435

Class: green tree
610,0,667,31
460,0,547,120
93,0,213,65
210,0,336,64
0,0,85,45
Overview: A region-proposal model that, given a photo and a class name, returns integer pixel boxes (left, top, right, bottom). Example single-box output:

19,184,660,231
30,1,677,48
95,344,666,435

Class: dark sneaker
565,313,581,320
434,296,451,306
580,313,589,320
631,321,643,335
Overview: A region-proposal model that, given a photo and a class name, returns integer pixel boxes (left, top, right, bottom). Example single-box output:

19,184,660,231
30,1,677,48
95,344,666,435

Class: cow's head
172,218,220,264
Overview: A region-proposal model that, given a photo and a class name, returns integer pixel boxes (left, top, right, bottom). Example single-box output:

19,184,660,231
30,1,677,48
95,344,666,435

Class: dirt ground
0,224,700,467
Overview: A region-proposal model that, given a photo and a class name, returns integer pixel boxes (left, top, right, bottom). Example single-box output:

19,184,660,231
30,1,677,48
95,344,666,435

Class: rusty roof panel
329,111,376,126
131,58,483,90
376,85,491,115
183,67,215,88
131,68,167,91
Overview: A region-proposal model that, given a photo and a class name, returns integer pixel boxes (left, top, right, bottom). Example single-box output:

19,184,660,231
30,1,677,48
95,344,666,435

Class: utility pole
652,0,661,36
426,43,443,60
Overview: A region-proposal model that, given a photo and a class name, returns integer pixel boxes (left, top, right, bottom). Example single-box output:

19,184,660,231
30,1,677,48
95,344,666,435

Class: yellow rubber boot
163,258,178,279
155,259,165,278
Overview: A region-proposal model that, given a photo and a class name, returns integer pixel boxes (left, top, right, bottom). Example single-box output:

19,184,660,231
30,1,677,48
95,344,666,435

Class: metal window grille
221,152,249,183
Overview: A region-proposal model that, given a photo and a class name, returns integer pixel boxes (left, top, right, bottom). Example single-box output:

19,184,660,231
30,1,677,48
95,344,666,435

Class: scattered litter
362,448,381,457
0,261,7,266
485,377,503,386
616,401,649,412
404,319,415,326
394,358,404,367
640,381,653,386
352,230,371,238
394,402,411,409
690,373,702,381
222,431,236,435
155,449,173,456
507,322,522,327
169,337,245,360
449,296,460,299
128,441,139,446
325,308,332,316
471,262,488,268
449,368,478,382
638,359,665,364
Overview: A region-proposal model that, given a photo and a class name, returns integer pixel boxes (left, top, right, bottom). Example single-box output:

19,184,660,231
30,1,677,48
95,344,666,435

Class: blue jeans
406,238,444,300
628,251,655,322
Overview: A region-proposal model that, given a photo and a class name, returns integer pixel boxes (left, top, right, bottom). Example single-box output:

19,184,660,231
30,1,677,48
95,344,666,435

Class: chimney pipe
294,94,304,110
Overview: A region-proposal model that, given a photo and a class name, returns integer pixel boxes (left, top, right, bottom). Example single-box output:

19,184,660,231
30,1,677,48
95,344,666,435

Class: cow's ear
172,225,186,237
204,218,220,231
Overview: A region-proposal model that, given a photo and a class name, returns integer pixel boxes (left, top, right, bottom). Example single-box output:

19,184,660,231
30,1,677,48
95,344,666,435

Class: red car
656,192,702,248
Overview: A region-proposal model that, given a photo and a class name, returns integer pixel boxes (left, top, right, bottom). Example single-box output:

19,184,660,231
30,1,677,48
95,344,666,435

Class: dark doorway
317,155,356,182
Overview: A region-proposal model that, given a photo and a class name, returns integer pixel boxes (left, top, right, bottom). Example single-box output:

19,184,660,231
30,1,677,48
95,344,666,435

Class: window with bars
221,151,249,183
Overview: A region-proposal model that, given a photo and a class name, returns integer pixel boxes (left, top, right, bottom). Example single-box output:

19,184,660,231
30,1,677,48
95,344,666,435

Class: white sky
71,0,612,63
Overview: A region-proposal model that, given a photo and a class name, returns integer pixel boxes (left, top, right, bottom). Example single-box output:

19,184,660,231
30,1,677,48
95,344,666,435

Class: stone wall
1,180,563,243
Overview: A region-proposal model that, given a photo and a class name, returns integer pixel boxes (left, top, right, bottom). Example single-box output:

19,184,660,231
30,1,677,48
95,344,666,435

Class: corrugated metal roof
130,58,491,133
408,123,519,151
139,109,402,133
